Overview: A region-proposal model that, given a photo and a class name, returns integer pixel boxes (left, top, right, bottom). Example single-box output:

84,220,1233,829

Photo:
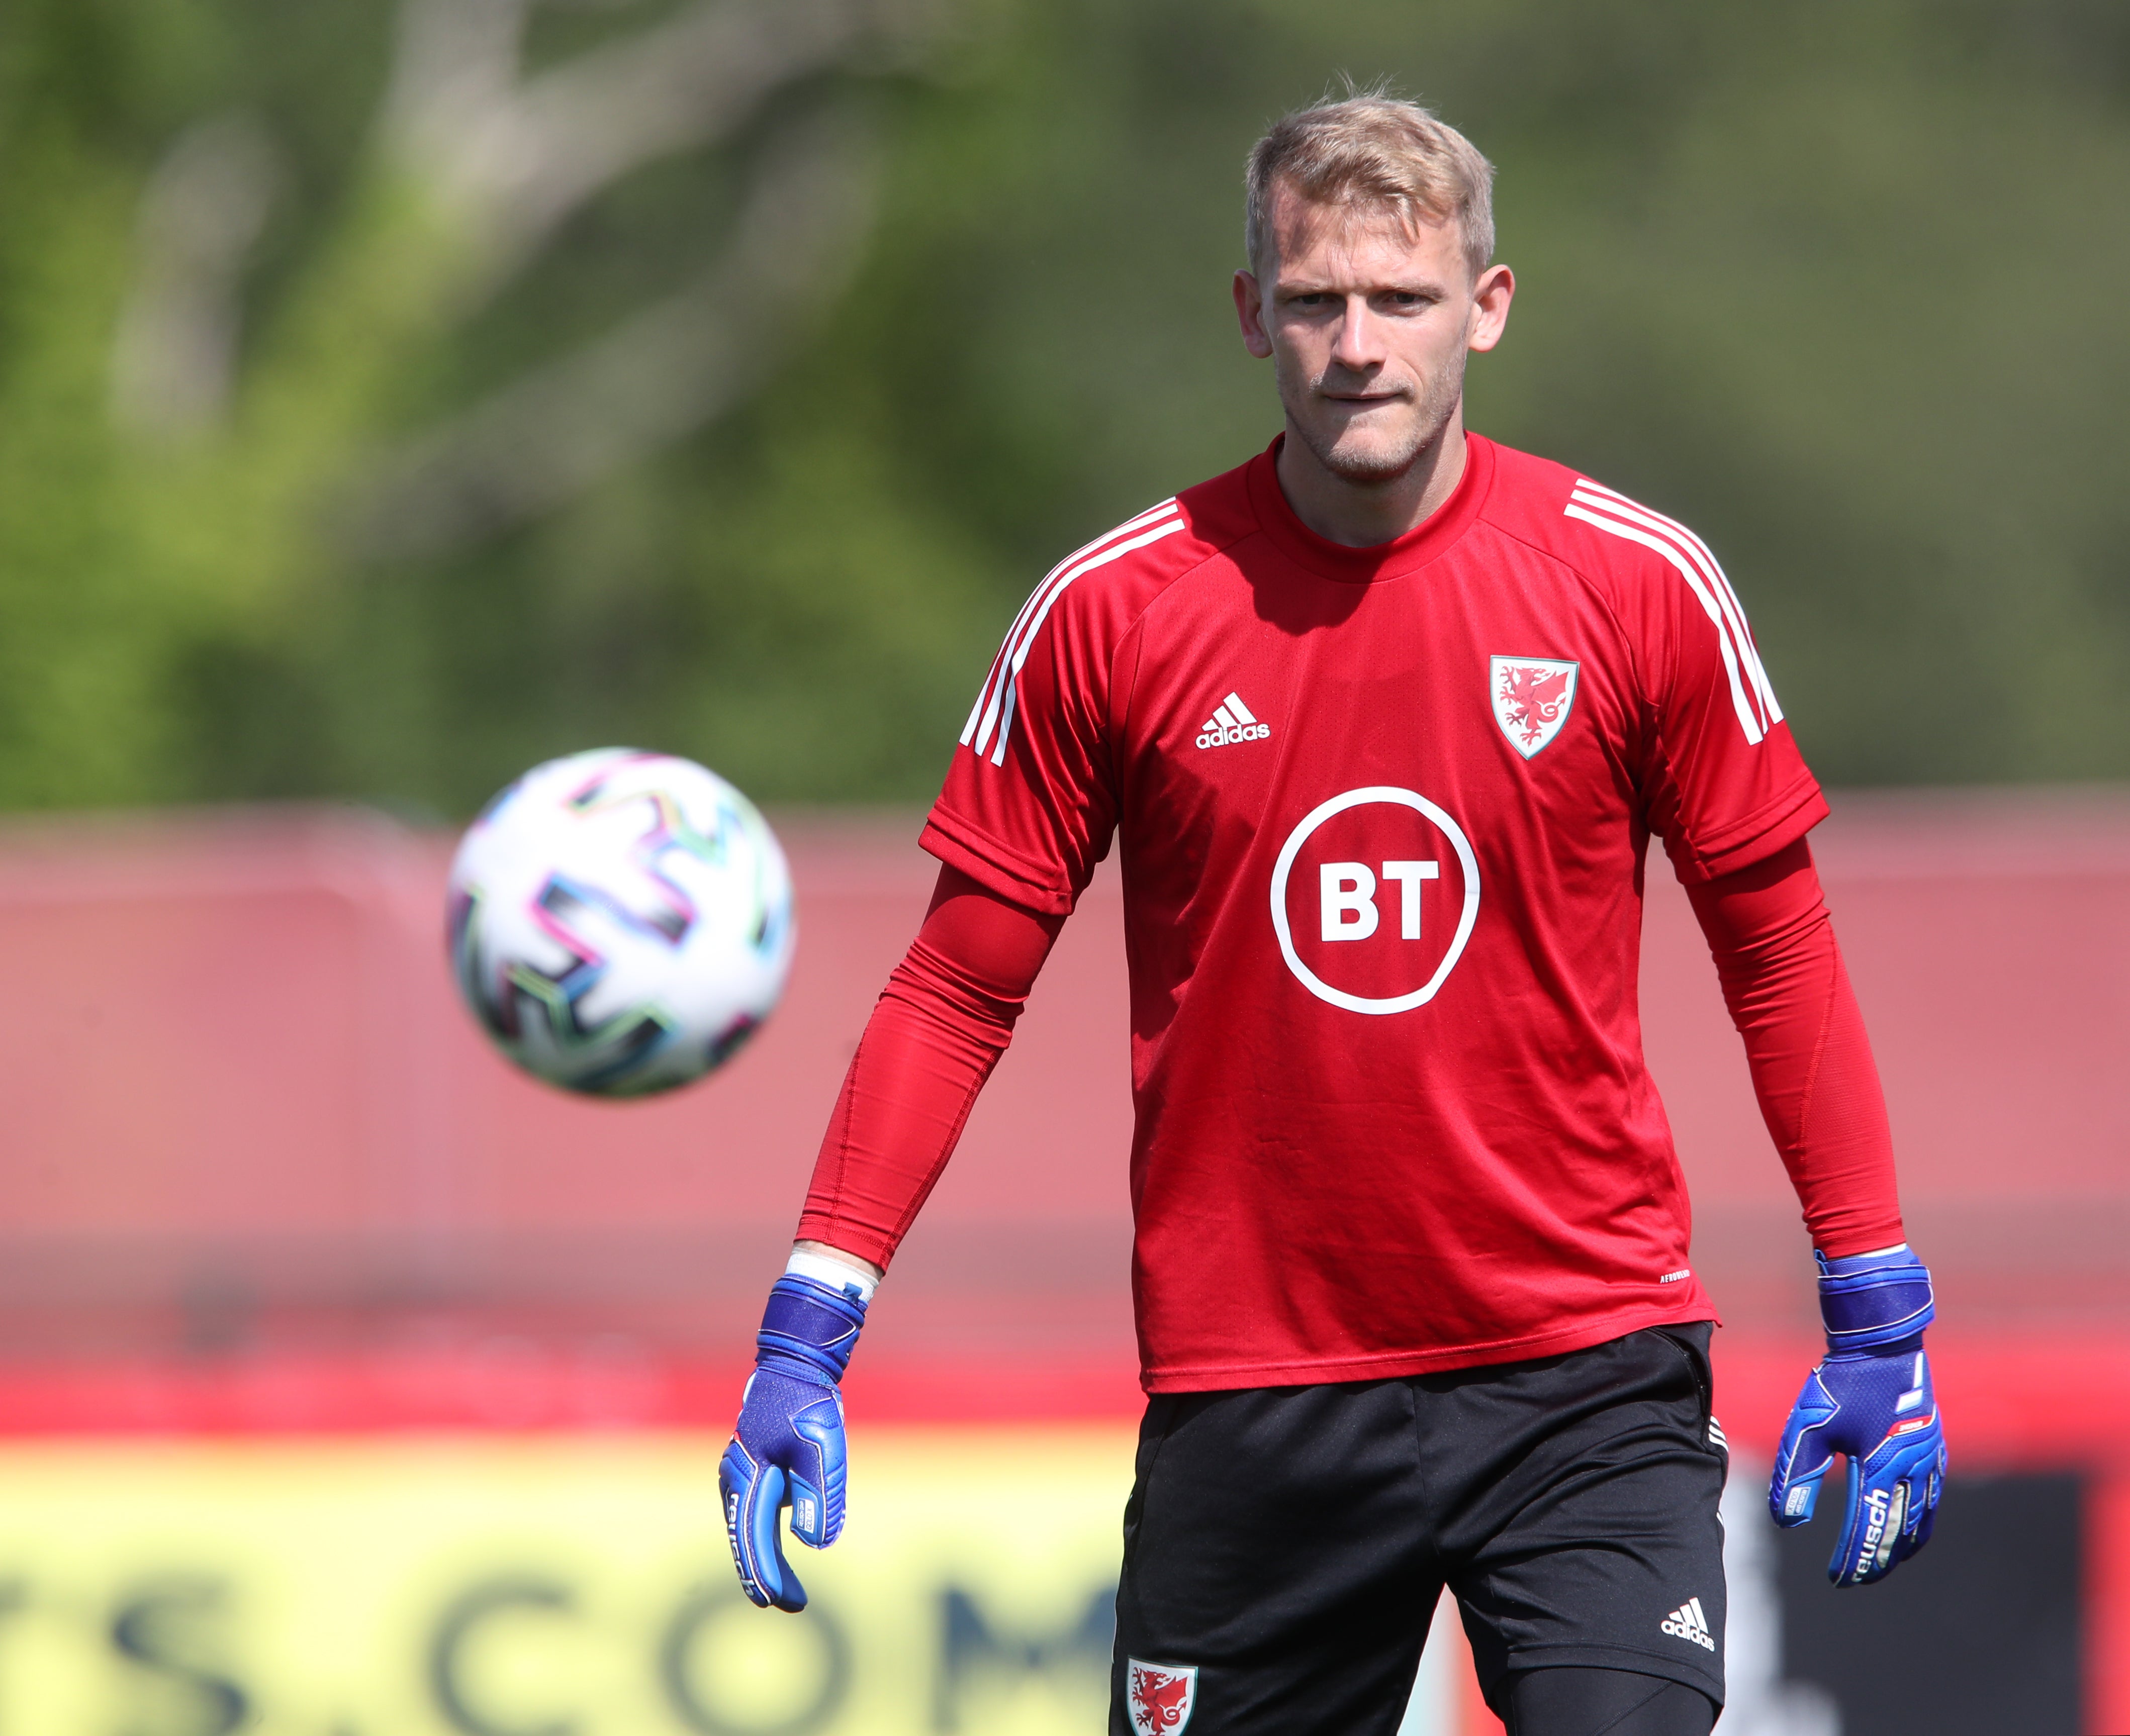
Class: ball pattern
447,749,795,1096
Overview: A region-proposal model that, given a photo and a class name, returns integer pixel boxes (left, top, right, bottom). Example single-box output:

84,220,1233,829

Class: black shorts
1110,1325,1728,1735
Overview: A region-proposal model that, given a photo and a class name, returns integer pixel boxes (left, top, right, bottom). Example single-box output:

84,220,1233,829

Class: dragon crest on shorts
1127,1660,1198,1735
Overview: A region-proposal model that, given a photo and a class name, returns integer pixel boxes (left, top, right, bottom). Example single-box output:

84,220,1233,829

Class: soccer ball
447,749,796,1097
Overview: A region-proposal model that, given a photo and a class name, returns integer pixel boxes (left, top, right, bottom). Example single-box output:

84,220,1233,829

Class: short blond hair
1245,92,1496,280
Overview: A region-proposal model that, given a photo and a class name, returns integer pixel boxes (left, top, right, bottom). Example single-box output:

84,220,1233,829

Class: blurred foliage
0,0,2126,815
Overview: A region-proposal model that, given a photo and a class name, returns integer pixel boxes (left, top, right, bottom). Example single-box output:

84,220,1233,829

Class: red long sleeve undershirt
1681,838,1905,1257
796,839,1904,1271
796,872,1065,1268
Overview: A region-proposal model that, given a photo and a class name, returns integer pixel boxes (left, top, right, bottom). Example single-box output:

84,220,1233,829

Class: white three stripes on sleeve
961,500,1188,765
1563,480,1782,746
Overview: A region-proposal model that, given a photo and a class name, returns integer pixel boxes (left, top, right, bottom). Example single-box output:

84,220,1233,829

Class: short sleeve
920,573,1124,916
1617,510,1829,882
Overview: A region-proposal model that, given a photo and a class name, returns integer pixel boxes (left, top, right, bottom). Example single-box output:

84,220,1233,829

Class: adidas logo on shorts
1195,692,1270,750
1659,1596,1716,1652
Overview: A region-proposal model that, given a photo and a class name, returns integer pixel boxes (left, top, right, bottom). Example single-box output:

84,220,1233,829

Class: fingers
1828,1432,1944,1587
1831,1468,1919,1586
1909,1442,1946,1554
748,1464,809,1611
1774,1345,1947,1585
1910,1484,1939,1554
1902,1443,1942,1555
719,1443,773,1606
720,1443,809,1612
1769,1451,1827,1527
750,1465,813,1618
718,1444,768,1607
785,1474,827,1550
1769,1368,1838,1529
791,1398,849,1549
1828,1455,1902,1587
718,1383,851,1608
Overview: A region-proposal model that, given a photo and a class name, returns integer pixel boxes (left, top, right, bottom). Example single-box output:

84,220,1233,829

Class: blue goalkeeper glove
1769,1244,1946,1587
720,1261,870,1611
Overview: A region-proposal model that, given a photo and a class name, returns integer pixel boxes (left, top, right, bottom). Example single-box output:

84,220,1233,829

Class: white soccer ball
447,749,796,1097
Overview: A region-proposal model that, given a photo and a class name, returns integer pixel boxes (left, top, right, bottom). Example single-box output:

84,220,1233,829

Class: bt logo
1318,860,1440,942
1270,787,1481,1014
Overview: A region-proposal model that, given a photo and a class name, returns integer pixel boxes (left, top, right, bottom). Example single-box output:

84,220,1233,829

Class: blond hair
1245,92,1496,279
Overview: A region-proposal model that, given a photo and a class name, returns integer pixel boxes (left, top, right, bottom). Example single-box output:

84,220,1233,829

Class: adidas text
1659,1597,1716,1652
1196,691,1270,750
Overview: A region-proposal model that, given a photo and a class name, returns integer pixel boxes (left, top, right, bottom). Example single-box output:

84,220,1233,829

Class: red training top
799,434,1905,1391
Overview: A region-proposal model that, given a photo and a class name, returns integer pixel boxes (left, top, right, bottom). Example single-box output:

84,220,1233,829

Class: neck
1273,412,1469,548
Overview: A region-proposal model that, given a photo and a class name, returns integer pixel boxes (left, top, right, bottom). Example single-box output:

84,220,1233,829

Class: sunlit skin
1233,182,1515,548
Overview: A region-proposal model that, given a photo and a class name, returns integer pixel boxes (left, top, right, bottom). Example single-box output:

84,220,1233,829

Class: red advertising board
0,792,2123,1729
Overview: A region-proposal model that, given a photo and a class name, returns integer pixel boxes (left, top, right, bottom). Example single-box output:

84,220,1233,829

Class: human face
1234,185,1513,487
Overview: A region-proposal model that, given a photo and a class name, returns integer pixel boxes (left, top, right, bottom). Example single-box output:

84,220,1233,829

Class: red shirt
918,434,1829,1390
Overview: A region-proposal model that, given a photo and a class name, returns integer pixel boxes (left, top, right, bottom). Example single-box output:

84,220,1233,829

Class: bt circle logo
1268,786,1481,1015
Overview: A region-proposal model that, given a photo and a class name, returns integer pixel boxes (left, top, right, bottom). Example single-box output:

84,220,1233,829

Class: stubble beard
1283,355,1467,487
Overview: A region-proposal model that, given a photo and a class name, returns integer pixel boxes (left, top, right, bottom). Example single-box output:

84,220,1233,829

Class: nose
1330,295,1386,372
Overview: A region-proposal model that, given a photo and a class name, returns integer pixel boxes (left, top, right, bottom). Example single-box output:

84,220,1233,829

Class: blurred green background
3,0,2124,817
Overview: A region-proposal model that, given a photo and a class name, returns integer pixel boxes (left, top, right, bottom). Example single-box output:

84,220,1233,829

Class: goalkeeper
722,90,1943,1736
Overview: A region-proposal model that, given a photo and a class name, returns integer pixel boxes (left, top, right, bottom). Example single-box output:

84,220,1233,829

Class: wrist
788,1243,880,1303
1815,1243,1934,1354
756,1272,868,1386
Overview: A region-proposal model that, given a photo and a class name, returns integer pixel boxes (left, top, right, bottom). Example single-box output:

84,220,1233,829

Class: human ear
1466,262,1515,354
1234,269,1275,359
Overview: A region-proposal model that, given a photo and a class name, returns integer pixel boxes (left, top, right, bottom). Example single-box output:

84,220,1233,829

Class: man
720,93,1946,1736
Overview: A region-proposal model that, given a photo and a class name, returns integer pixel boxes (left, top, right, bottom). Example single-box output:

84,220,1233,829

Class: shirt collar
1245,431,1495,583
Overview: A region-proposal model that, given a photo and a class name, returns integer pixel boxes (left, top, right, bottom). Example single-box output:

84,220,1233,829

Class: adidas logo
1195,691,1270,750
1659,1597,1716,1652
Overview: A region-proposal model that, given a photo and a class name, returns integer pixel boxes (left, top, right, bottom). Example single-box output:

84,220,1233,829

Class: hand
1769,1245,1946,1587
720,1270,868,1611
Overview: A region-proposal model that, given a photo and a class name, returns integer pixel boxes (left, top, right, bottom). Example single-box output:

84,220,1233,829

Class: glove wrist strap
1816,1244,1935,1353
756,1273,868,1385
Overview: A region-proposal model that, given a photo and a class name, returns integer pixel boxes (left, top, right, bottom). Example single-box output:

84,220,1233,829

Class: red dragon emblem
1128,1661,1197,1735
1489,655,1580,757
1498,664,1571,744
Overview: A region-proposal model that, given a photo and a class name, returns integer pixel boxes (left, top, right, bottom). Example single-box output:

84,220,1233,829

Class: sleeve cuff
794,1213,900,1274
1809,1218,1910,1262
1666,777,1830,883
919,808,1079,916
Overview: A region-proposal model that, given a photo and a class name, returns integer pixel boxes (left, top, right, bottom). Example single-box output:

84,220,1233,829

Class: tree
1,0,2126,812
